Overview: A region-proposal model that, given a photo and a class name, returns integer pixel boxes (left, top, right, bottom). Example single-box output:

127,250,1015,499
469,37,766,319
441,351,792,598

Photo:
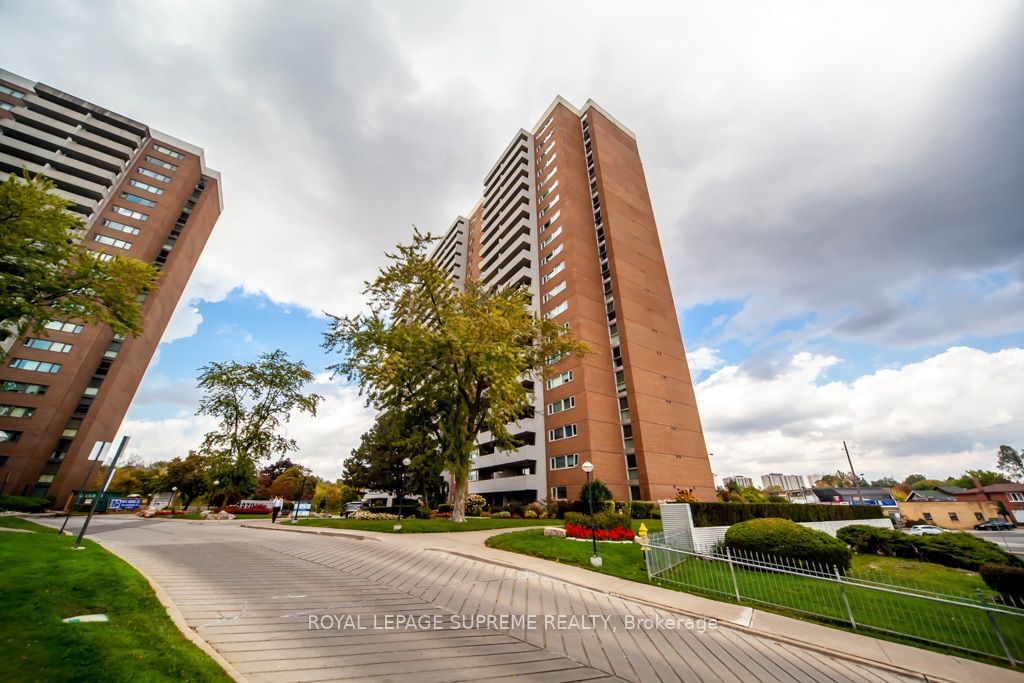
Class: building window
542,281,566,303
468,470,479,482
0,102,13,111
144,155,177,171
546,370,573,390
152,143,185,160
0,84,26,98
544,301,568,320
540,209,560,232
102,219,141,236
550,453,579,470
119,192,156,208
1007,492,1024,503
8,358,61,373
542,262,565,284
541,244,564,266
540,226,562,250
545,352,566,366
538,181,559,204
0,404,35,418
538,195,560,219
137,166,171,183
975,512,985,521
923,512,933,521
87,249,115,262
23,338,72,353
62,418,82,438
1,381,47,395
129,179,165,195
93,234,131,250
112,205,148,221
547,396,575,415
550,486,567,500
43,321,84,334
548,424,577,442
948,512,959,521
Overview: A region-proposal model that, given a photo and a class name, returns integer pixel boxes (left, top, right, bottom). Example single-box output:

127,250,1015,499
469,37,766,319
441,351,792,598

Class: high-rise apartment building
432,97,713,504
762,473,807,491
0,69,221,502
723,475,755,489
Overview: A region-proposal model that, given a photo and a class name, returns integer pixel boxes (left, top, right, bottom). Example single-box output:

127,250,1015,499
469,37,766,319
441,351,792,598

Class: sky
3,0,1022,486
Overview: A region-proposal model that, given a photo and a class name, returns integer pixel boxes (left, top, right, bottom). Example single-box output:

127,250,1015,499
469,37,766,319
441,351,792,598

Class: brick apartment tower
0,68,221,502
432,97,713,504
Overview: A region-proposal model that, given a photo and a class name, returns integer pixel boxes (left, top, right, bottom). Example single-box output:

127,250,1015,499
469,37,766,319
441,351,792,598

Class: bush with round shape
524,509,538,519
492,510,511,519
437,503,453,514
578,479,613,504
836,524,885,554
630,501,650,519
723,518,853,571
913,532,1019,571
980,563,1024,601
465,494,487,516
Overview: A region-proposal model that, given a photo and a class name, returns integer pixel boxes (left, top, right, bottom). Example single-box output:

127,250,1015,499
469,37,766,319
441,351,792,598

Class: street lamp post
212,480,220,510
581,461,601,567
170,486,178,515
395,457,411,531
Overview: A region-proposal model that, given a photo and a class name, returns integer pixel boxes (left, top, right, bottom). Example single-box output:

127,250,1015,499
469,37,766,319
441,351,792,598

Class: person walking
271,495,283,523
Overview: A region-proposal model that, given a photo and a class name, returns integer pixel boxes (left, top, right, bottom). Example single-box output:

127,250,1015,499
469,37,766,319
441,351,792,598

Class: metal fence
644,532,1024,664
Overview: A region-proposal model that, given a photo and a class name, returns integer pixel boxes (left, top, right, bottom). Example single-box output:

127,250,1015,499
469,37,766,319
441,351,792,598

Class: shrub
352,510,398,520
630,501,650,519
564,511,631,532
507,502,524,518
527,501,543,515
685,502,884,527
524,510,538,519
837,525,887,553
437,503,453,514
0,495,49,512
479,510,491,518
579,479,613,504
650,507,661,519
492,511,511,519
415,506,432,519
465,494,487,516
538,511,549,519
565,523,635,541
980,564,1024,600
723,518,853,571
914,533,1019,571
224,505,271,514
431,511,452,518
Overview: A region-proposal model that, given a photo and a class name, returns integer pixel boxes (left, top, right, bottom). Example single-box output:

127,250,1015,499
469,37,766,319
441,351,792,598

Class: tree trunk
451,477,468,523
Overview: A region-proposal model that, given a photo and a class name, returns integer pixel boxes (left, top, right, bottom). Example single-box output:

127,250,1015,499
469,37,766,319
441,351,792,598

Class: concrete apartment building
432,96,713,505
762,473,806,491
723,475,754,489
0,68,221,502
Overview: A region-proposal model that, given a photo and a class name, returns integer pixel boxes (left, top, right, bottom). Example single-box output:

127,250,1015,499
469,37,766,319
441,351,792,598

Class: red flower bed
565,523,635,541
431,511,452,518
224,505,271,514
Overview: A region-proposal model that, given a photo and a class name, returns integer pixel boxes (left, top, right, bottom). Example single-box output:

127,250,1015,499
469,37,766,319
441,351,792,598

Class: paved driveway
40,517,922,683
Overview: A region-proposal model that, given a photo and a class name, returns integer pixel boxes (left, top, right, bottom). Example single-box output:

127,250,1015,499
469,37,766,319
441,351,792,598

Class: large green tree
324,231,588,522
195,349,323,481
160,453,210,509
0,174,159,355
997,446,1024,482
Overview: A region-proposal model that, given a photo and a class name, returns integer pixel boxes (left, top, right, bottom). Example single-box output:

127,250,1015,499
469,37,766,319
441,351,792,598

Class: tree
813,471,868,488
997,446,1024,482
160,453,209,509
870,477,898,487
581,479,613,503
196,349,323,481
344,410,448,508
0,174,159,356
903,474,927,486
256,458,298,498
324,231,588,522
950,470,1009,489
911,478,950,491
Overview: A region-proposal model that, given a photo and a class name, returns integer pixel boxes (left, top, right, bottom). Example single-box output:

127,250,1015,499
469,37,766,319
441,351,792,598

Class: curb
239,523,382,542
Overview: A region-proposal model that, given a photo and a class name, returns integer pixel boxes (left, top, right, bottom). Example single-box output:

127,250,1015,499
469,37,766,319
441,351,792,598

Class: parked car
342,501,366,518
909,524,946,536
974,519,1016,531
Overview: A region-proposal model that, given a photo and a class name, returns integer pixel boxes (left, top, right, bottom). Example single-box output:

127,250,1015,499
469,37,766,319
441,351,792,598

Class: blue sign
295,501,311,518
107,498,142,511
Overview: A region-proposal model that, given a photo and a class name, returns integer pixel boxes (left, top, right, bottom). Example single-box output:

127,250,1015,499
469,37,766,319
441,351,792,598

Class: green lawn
291,516,557,533
486,529,1024,666
0,519,232,682
0,516,50,532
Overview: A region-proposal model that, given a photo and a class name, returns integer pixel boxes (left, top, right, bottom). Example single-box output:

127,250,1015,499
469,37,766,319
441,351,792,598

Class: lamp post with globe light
170,486,178,515
581,461,601,567
212,480,220,510
395,457,412,531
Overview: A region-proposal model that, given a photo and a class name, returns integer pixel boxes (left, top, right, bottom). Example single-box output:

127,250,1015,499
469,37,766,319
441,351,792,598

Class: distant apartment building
762,473,806,491
431,96,713,505
723,475,754,489
0,68,221,502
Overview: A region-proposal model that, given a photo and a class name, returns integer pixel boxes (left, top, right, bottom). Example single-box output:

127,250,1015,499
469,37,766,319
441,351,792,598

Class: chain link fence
645,531,1024,664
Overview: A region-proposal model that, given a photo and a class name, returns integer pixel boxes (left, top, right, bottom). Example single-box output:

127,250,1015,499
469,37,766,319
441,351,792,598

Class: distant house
905,485,965,502
811,487,897,506
952,483,1024,523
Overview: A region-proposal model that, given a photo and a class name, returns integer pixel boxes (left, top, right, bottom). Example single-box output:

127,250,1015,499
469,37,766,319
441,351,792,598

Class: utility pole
843,441,865,505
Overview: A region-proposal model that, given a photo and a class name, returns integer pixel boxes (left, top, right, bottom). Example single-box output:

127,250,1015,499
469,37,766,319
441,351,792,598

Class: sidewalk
244,521,1024,683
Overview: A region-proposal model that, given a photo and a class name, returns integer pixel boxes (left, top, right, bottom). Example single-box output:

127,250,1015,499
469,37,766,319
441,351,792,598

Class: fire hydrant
637,522,649,556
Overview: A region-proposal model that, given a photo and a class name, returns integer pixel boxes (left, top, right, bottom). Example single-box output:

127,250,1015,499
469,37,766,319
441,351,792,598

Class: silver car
909,524,946,536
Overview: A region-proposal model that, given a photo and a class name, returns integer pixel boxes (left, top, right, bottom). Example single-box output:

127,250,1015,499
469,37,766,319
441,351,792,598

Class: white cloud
686,347,725,375
700,347,1024,482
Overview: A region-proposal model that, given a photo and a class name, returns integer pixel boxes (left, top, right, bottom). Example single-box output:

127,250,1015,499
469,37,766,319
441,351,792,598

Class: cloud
686,347,725,375
117,379,375,480
700,346,1024,482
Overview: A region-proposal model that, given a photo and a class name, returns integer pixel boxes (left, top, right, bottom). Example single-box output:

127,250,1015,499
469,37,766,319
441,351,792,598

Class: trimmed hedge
564,511,631,531
837,524,1020,571
0,495,49,512
437,503,453,514
981,564,1024,600
723,518,853,571
683,502,885,527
